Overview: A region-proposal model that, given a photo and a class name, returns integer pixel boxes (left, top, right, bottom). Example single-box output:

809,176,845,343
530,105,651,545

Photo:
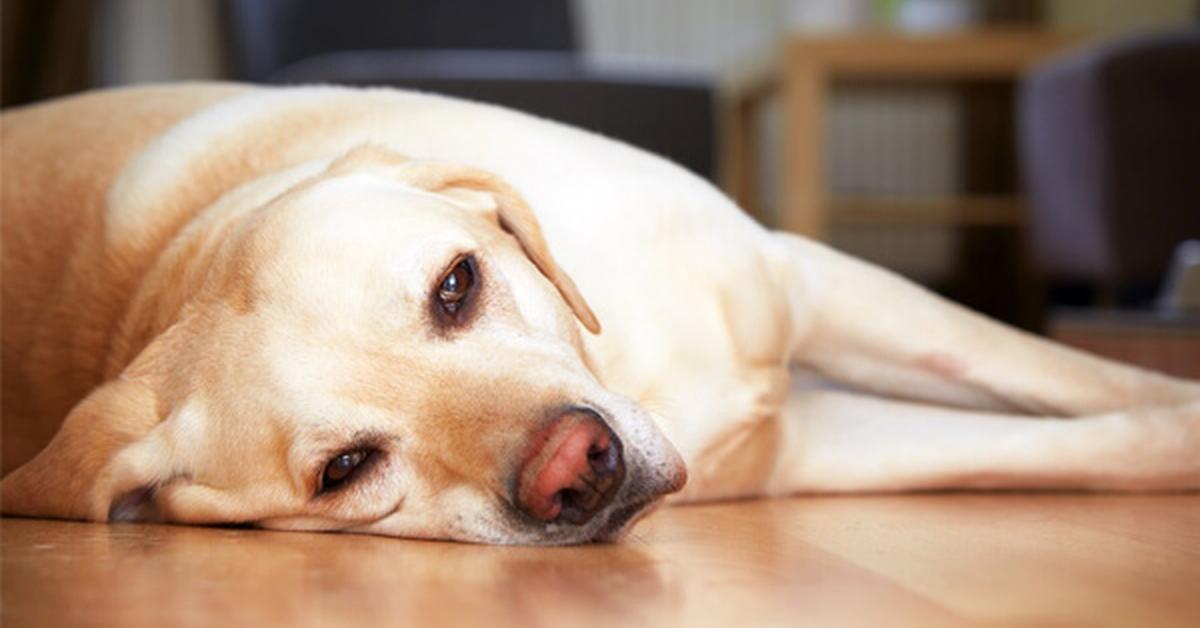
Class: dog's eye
320,449,374,493
436,256,475,316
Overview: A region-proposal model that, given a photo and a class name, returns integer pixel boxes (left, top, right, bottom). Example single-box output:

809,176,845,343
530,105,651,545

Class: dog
3,84,1198,545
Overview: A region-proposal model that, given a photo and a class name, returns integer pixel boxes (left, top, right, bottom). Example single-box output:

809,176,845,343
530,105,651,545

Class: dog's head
2,146,686,544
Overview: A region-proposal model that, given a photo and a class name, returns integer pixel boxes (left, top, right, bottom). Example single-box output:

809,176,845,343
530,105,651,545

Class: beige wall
574,0,782,75
91,0,223,86
576,1,1198,76
90,1,1197,87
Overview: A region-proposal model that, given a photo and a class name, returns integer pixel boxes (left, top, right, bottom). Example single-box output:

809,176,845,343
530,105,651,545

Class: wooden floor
3,494,1199,627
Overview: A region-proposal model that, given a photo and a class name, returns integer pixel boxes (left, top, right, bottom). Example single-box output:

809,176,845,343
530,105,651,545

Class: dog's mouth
504,407,686,545
582,458,686,543
500,483,668,546
588,497,660,542
501,492,660,546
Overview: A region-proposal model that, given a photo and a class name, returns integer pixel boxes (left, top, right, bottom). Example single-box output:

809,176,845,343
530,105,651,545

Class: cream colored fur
2,84,1198,545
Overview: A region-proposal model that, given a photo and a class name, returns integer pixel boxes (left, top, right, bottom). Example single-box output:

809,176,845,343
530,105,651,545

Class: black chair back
227,0,577,81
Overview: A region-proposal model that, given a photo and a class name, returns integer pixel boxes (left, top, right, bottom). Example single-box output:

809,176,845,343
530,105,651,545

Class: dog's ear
1,378,173,522
330,146,601,334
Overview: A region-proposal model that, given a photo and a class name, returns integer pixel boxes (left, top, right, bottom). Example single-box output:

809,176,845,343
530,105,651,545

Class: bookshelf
771,29,1075,238
832,196,1023,227
718,29,1078,326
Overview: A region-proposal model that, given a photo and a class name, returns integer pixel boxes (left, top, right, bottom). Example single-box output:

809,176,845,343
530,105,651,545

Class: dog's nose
516,410,625,525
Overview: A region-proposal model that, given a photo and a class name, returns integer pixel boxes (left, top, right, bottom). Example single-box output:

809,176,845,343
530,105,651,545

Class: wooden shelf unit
833,196,1025,227
715,30,1081,328
786,29,1073,80
723,29,1076,238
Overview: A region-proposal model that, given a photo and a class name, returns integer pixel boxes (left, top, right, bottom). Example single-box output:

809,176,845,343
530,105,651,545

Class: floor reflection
5,494,1199,627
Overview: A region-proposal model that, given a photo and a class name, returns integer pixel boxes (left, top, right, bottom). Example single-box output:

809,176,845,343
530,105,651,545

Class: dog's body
3,84,1198,544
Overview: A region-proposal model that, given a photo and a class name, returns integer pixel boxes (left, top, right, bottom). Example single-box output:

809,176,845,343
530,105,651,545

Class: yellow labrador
3,84,1198,545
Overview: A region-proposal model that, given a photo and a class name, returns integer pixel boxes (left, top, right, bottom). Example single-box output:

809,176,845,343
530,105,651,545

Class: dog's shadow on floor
17,518,681,625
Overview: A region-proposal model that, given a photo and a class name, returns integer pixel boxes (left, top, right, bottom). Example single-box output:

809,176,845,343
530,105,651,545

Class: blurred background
3,0,1198,375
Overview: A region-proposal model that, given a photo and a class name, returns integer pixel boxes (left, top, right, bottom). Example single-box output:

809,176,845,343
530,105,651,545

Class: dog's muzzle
515,408,625,525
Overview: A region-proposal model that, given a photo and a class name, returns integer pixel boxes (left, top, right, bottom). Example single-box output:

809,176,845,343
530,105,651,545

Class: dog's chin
533,496,663,546
586,498,662,543
535,464,685,545
352,493,664,546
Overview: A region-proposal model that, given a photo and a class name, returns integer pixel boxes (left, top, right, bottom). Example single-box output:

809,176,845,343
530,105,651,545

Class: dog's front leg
771,233,1200,416
757,390,1200,495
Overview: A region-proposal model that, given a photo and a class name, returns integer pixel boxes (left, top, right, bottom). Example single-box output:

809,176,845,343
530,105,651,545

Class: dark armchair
1019,28,1200,305
224,0,716,181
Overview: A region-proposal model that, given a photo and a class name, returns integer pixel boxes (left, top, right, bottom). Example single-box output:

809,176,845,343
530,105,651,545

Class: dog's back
1,84,248,470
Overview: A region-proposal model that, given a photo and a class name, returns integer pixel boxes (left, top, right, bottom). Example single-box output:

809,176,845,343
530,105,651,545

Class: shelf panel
787,29,1078,80
832,197,1024,226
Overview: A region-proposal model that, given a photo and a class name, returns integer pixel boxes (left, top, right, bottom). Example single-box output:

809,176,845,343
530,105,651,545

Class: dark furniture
223,0,716,180
1050,309,1200,378
1019,28,1200,305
